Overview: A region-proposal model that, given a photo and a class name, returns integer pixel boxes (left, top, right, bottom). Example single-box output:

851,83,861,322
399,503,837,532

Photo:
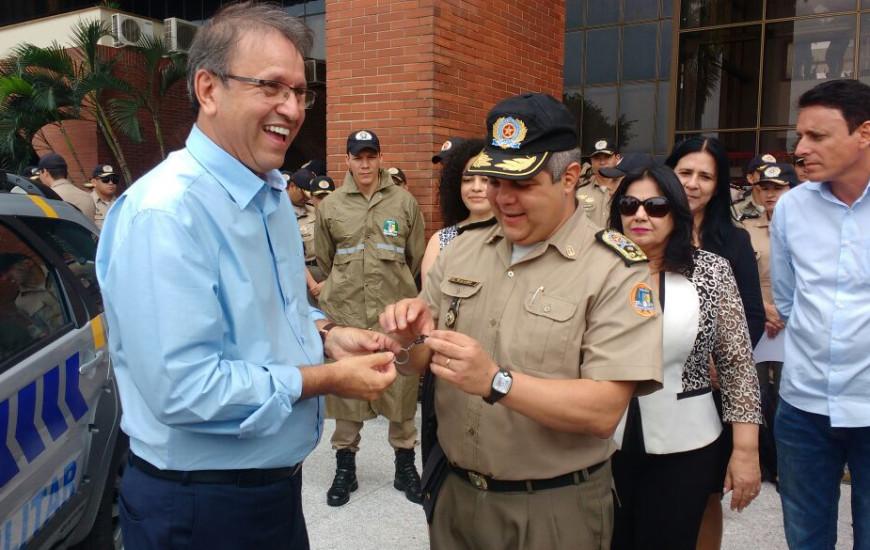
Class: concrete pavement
301,409,854,549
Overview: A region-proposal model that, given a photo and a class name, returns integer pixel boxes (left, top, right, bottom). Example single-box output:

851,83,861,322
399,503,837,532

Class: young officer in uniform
381,92,664,549
576,138,620,227
309,175,334,210
315,129,426,506
284,169,322,301
89,164,119,230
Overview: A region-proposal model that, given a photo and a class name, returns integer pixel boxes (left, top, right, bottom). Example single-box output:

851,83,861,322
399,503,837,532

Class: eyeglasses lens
618,196,670,218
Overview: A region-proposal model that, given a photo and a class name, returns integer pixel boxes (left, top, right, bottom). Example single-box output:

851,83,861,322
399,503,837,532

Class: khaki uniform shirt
732,196,764,221
52,179,96,223
743,216,773,303
91,193,115,230
422,208,663,480
294,203,317,263
575,177,611,228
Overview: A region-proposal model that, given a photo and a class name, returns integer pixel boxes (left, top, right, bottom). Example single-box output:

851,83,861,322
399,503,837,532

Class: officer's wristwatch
483,369,512,404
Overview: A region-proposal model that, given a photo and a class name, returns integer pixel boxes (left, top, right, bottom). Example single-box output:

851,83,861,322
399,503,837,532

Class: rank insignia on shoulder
595,229,648,266
447,276,479,287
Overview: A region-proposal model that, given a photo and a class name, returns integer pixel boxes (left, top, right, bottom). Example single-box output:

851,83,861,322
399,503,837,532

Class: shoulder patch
595,229,648,266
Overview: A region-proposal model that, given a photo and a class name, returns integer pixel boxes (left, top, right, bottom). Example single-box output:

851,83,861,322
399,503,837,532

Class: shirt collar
341,170,395,195
485,207,587,261
807,179,870,207
186,125,285,210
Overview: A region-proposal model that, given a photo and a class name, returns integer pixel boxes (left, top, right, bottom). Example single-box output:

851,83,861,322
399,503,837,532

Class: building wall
325,0,564,231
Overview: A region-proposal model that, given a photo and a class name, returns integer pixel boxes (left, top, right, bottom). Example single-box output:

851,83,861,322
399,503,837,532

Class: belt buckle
468,470,488,491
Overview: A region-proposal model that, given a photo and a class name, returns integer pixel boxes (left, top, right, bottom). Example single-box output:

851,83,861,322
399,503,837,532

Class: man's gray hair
186,1,314,114
546,147,583,181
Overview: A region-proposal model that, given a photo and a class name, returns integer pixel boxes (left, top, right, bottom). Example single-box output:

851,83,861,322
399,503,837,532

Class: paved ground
301,410,854,549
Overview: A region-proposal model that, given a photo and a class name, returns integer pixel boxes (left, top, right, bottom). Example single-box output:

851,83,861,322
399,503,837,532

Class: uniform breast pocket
516,292,579,374
438,277,483,333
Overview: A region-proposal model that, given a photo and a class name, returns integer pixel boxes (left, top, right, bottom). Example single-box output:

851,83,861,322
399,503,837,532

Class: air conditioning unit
111,14,155,48
164,17,200,53
305,59,326,85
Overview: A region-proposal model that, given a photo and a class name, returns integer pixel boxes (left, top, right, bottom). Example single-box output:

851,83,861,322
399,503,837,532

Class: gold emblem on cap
495,157,535,171
492,117,528,150
595,140,608,150
566,245,576,257
283,173,291,181
441,140,453,151
761,154,777,163
764,166,781,178
102,165,112,173
388,167,399,175
318,180,330,189
471,151,493,168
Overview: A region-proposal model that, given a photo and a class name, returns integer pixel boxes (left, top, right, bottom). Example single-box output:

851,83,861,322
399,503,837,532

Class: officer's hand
763,302,785,329
426,330,498,397
325,326,402,361
310,281,325,299
379,298,434,346
331,352,398,401
765,321,780,339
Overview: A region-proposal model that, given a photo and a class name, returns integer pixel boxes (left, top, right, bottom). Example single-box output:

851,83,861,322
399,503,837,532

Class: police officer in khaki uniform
743,162,796,403
283,169,322,302
37,153,97,223
576,138,620,227
315,129,426,506
733,153,777,221
381,93,664,550
89,164,119,230
309,174,335,210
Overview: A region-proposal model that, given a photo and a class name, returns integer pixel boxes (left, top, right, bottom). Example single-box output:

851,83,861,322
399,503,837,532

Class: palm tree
109,35,188,160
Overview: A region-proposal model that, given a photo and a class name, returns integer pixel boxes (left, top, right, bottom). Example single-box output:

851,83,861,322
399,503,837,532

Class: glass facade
563,0,674,157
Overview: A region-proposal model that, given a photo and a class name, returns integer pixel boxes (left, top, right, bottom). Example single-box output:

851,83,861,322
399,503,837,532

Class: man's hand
309,280,325,299
379,298,434,345
426,330,499,397
324,326,402,361
763,301,785,338
301,352,397,401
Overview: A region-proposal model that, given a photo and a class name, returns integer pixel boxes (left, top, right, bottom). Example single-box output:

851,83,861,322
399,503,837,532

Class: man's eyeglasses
218,73,316,109
100,176,119,184
617,196,671,218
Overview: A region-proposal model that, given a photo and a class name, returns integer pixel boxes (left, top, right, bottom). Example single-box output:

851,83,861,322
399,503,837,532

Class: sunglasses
100,176,118,184
618,196,671,218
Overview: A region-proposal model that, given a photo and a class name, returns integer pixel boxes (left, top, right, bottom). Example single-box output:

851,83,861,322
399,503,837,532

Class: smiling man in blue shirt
770,79,870,550
95,4,399,549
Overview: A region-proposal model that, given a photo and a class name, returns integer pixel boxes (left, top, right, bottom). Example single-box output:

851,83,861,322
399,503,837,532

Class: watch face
493,372,512,394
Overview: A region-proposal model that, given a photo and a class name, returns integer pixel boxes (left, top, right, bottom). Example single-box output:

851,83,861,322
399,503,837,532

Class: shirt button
467,427,475,435
489,319,497,327
507,270,515,278
837,302,844,309
543,305,551,312
832,396,839,402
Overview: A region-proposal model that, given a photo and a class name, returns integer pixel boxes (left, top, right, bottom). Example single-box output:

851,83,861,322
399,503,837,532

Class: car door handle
80,350,106,374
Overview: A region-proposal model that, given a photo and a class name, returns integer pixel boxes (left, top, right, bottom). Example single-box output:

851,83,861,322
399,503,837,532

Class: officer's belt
448,460,605,492
305,259,318,266
129,452,302,487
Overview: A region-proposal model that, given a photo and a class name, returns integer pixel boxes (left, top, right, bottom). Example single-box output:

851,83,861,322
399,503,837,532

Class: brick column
325,0,564,234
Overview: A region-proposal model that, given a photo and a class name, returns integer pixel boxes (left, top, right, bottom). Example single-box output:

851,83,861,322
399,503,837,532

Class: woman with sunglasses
665,137,766,550
608,165,762,550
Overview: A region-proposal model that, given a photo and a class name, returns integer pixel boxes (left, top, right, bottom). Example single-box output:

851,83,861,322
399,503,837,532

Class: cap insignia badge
595,140,608,150
441,140,453,151
356,130,373,141
102,165,112,172
761,154,777,163
492,117,528,150
318,180,330,189
494,156,535,172
764,166,781,178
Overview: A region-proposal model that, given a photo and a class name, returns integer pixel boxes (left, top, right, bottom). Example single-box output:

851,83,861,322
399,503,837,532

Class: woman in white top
420,138,494,288
607,165,763,550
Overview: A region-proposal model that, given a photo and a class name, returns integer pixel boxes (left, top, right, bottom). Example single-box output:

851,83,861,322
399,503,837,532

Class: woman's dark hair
608,164,695,274
439,138,486,227
665,136,736,253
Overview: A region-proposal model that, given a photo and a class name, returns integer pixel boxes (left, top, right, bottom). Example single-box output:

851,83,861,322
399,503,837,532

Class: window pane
566,0,585,29
660,20,673,79
565,32,584,87
656,81,671,154
662,0,674,18
767,0,857,19
284,3,306,17
588,2,620,26
858,13,870,85
762,17,856,126
624,0,659,22
305,0,326,14
676,26,762,131
585,28,619,84
622,23,658,80
563,89,584,147
581,87,619,152
680,0,762,29
307,12,326,60
759,130,800,161
619,83,656,152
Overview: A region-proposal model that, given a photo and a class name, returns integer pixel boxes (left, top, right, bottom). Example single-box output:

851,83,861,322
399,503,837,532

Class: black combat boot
327,449,358,507
394,448,423,504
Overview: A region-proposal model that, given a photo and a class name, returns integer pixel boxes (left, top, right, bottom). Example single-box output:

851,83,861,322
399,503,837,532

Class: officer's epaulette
595,229,648,266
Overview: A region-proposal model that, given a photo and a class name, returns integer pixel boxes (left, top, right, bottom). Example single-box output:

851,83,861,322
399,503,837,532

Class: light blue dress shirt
96,125,326,469
770,179,870,427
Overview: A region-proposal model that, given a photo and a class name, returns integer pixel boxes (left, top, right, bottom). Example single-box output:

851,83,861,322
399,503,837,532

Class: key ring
393,335,427,365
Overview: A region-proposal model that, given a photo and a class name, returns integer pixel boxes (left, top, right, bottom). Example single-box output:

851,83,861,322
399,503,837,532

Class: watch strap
319,322,337,346
483,369,512,405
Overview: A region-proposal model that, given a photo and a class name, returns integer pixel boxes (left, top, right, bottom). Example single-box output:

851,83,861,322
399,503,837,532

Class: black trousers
120,461,309,550
611,435,723,550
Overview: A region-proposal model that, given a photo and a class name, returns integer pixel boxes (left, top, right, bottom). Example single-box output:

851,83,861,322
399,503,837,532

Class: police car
0,171,124,549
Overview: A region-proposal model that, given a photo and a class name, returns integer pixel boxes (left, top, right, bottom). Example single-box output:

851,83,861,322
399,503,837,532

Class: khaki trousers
330,418,417,452
430,460,614,550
